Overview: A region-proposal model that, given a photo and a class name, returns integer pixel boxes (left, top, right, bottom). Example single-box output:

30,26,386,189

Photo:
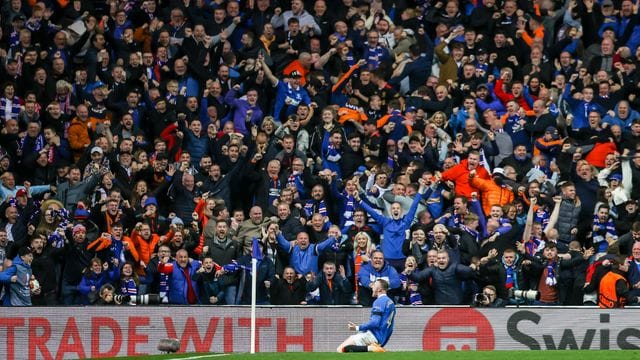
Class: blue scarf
120,278,138,296
304,199,327,219
0,97,21,120
505,263,516,289
545,261,557,286
341,191,355,227
525,237,541,256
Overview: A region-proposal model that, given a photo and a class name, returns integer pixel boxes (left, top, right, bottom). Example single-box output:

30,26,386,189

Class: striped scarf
304,199,327,219
546,261,557,286
0,97,21,120
267,177,281,208
504,263,516,289
120,278,138,296
18,133,45,154
341,191,355,227
525,237,541,256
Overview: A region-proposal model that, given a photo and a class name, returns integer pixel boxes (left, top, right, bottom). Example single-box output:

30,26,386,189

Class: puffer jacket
470,176,515,215
555,198,581,245
158,259,201,305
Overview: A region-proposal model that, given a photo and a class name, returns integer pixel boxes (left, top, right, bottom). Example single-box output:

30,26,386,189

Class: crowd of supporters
0,0,640,308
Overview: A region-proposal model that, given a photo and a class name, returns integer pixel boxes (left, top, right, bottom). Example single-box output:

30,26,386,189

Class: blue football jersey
359,294,396,346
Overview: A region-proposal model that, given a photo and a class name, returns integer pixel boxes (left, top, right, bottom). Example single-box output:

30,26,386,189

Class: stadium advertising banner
1,307,639,359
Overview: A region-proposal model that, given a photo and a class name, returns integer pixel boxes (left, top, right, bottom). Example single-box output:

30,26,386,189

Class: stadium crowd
0,0,640,308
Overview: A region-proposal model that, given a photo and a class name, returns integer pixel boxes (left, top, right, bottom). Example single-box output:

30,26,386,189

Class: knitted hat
15,189,27,197
74,204,90,220
171,217,184,226
144,197,158,208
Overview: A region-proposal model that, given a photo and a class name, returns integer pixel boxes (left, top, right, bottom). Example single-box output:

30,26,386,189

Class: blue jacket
178,120,208,164
603,103,640,131
359,194,421,260
0,255,32,306
77,266,120,304
163,260,202,305
357,261,402,290
273,81,311,122
277,233,336,275
563,84,603,130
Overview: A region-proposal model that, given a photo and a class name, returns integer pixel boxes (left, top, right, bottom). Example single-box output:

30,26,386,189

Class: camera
113,294,161,305
129,294,161,305
474,293,488,304
512,289,540,301
113,294,130,304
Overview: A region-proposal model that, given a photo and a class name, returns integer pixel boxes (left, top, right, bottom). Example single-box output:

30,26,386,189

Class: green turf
112,350,640,360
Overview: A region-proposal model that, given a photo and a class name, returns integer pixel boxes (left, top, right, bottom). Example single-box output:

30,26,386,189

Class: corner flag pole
250,237,262,354
250,257,257,354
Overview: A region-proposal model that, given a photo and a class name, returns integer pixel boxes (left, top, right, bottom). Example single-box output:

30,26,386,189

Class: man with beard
201,220,242,305
406,250,478,305
91,198,134,234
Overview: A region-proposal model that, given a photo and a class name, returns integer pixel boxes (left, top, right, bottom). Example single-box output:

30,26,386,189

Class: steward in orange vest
598,259,637,308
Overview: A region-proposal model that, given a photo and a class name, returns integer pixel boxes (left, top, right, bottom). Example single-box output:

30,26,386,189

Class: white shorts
350,331,378,346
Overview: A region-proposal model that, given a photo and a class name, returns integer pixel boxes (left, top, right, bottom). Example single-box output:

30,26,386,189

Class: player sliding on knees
337,279,395,353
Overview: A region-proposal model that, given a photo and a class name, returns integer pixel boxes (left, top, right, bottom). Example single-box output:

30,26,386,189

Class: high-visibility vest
598,271,628,308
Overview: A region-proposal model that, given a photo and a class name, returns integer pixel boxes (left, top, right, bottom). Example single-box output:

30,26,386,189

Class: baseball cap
288,70,302,78
91,146,103,154
15,189,27,197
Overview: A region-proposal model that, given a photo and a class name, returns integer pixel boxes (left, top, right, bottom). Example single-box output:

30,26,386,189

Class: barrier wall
1,306,639,359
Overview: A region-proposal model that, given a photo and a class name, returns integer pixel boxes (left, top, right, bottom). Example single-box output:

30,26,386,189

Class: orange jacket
194,198,211,230
67,117,92,159
533,137,563,157
129,228,174,273
522,25,545,47
598,271,627,308
441,160,490,199
87,234,133,253
469,176,515,215
584,142,617,169
338,105,368,125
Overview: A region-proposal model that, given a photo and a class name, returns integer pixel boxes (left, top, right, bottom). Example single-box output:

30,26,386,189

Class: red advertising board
0,307,639,359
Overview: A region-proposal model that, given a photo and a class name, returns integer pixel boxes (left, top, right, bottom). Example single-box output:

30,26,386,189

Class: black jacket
306,272,352,305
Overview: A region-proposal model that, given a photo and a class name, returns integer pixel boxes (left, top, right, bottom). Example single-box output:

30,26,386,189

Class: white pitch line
167,354,229,360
